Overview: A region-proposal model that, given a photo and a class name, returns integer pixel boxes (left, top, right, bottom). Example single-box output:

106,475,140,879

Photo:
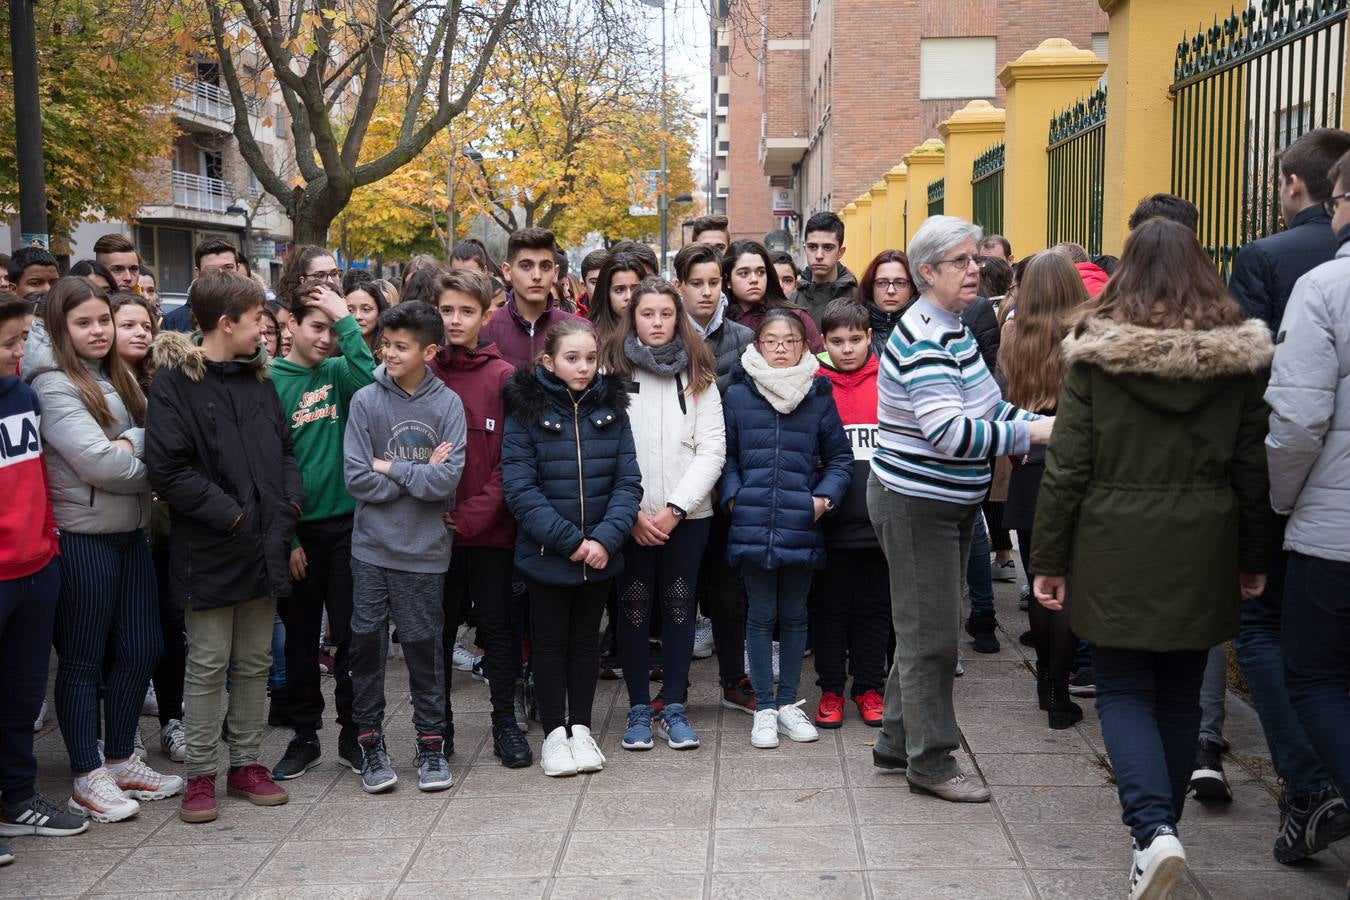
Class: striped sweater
872,297,1037,503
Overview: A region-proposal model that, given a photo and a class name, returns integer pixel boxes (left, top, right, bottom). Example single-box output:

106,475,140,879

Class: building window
919,37,996,100
1092,32,1109,61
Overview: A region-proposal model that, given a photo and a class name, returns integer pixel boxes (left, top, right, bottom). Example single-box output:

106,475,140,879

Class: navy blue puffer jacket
502,367,642,585
718,363,853,569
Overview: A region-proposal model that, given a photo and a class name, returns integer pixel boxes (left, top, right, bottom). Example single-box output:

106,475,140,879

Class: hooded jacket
269,313,375,525
717,362,853,569
1031,317,1273,651
480,291,581,371
1075,261,1110,298
428,340,516,550
690,298,754,393
145,331,304,611
0,375,60,579
817,351,881,549
1230,205,1339,331
501,368,642,585
1266,236,1350,563
22,319,150,534
797,263,858,327
343,366,466,575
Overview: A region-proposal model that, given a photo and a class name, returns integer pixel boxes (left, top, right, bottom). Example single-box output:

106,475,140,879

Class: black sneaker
0,792,90,836
358,732,397,794
338,730,362,774
493,721,533,769
1068,666,1096,697
1275,785,1350,864
1019,629,1035,648
965,610,1000,654
1188,739,1231,802
1018,584,1031,611
272,736,322,780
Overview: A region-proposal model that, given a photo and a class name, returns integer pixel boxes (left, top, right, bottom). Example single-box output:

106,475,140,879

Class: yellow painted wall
852,193,874,277
868,180,890,264
938,100,1006,224
839,203,859,273
883,164,909,252
903,140,946,245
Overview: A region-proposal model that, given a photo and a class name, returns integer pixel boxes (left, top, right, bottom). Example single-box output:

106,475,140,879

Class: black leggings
697,512,746,688
1017,529,1076,682
151,545,186,726
616,518,711,707
527,577,609,734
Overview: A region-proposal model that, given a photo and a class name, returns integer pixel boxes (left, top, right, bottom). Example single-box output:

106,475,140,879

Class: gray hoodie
343,364,466,573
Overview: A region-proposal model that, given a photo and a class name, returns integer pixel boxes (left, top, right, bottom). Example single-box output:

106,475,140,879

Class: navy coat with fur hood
501,367,643,585
717,363,853,570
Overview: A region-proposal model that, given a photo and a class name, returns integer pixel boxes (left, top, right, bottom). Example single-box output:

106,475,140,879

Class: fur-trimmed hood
151,330,269,383
503,365,630,427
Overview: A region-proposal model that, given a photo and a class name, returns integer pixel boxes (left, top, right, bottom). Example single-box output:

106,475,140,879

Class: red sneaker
720,676,756,714
226,764,289,807
650,692,666,716
854,690,884,727
179,774,217,824
815,692,845,728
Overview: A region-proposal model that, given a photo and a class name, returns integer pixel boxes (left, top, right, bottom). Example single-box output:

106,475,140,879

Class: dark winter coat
797,263,858,327
717,363,853,569
145,332,304,611
961,296,1001,377
1229,205,1339,331
867,302,907,358
818,352,880,549
480,292,582,371
705,317,754,394
1030,317,1273,652
501,367,643,585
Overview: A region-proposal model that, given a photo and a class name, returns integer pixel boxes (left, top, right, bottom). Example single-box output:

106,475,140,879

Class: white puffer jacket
627,367,726,520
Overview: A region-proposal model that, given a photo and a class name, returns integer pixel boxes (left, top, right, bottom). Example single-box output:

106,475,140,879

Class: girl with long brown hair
110,292,158,392
996,252,1088,730
603,278,724,751
23,276,181,822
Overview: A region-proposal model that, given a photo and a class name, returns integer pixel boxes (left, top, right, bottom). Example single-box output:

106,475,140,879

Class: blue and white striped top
872,297,1037,504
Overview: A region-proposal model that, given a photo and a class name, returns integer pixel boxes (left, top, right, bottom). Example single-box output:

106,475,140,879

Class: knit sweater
872,296,1036,504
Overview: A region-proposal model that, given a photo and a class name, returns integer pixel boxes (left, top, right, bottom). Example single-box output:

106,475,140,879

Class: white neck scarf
740,343,819,414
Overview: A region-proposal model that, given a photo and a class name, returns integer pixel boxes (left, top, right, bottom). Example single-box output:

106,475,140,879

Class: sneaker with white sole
541,726,579,777
68,768,140,822
160,718,187,763
107,755,183,801
33,699,46,732
568,724,605,772
655,703,700,750
141,684,159,718
991,559,1018,582
751,707,780,749
450,646,480,673
622,704,654,750
357,732,398,794
0,793,89,837
415,734,453,791
776,700,820,743
1128,825,1186,900
692,616,715,659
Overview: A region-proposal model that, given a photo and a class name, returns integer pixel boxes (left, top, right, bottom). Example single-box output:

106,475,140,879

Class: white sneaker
33,699,46,732
160,719,186,763
107,755,184,801
68,768,140,823
751,708,780,749
692,616,714,659
541,726,579,777
141,684,159,718
1129,826,1186,900
568,724,605,773
776,700,820,743
450,646,480,673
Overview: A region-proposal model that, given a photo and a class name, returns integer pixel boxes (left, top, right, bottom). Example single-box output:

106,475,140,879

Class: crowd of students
1,132,1350,899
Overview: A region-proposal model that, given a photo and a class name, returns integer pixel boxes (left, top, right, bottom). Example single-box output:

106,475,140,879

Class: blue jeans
1233,538,1332,800
1093,645,1208,844
1283,552,1350,803
267,612,286,693
967,513,994,616
742,563,811,710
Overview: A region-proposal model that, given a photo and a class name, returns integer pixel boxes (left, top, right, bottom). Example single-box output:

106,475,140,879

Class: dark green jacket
1030,317,1273,651
797,263,857,327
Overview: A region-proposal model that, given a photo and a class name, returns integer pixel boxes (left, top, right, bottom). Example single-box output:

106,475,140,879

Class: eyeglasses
303,268,343,283
874,278,912,293
934,254,984,271
757,337,801,351
1322,191,1350,217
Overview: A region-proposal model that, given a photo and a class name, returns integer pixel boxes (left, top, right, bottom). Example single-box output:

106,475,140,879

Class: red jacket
429,341,516,550
480,292,582,371
1076,261,1110,298
0,376,60,579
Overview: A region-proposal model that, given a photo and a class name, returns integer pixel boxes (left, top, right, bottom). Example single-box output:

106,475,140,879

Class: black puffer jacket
145,332,303,611
961,296,1001,376
706,317,753,393
1229,205,1339,331
501,367,643,585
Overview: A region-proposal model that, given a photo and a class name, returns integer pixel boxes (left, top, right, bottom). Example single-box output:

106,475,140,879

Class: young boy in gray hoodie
343,303,465,794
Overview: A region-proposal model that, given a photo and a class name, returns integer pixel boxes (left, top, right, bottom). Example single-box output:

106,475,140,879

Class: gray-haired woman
866,216,1055,802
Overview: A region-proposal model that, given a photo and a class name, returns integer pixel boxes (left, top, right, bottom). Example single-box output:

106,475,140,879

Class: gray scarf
623,331,689,378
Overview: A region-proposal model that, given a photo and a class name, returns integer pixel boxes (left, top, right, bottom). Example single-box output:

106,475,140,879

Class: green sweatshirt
270,314,376,524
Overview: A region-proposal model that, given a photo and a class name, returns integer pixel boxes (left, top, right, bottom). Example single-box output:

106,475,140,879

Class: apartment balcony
172,170,229,213
171,77,260,133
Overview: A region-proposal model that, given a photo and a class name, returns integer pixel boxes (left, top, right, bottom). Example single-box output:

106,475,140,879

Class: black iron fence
1171,0,1347,277
1046,88,1107,256
927,178,945,218
972,143,1005,237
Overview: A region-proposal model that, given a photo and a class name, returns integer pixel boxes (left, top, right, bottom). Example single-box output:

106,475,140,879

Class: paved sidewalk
5,580,1349,899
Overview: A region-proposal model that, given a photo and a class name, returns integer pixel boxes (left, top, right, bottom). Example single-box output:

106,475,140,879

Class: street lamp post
225,201,255,259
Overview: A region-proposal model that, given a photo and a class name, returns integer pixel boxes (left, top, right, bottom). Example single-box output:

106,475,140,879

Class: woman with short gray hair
866,215,1055,802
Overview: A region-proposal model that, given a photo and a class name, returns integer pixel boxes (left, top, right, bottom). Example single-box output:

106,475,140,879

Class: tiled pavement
5,580,1349,899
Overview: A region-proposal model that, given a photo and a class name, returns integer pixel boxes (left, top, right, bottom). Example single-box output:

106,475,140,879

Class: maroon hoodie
480,291,581,371
428,340,516,550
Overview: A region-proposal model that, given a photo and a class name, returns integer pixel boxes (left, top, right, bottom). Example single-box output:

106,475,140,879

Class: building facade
710,0,1109,242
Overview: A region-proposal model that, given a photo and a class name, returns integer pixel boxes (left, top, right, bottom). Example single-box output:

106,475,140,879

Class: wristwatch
818,496,834,512
667,503,687,519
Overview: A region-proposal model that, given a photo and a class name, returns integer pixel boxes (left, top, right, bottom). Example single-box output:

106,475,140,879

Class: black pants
279,515,354,738
982,497,1012,553
443,547,517,727
150,544,185,726
811,547,890,696
696,512,746,688
617,518,711,707
1017,529,1076,683
1284,552,1350,803
527,577,609,734
0,560,59,804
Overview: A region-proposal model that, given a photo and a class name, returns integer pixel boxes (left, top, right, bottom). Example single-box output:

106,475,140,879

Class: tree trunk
291,185,352,248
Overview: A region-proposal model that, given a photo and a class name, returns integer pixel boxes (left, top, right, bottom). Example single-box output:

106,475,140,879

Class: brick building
709,0,1109,242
